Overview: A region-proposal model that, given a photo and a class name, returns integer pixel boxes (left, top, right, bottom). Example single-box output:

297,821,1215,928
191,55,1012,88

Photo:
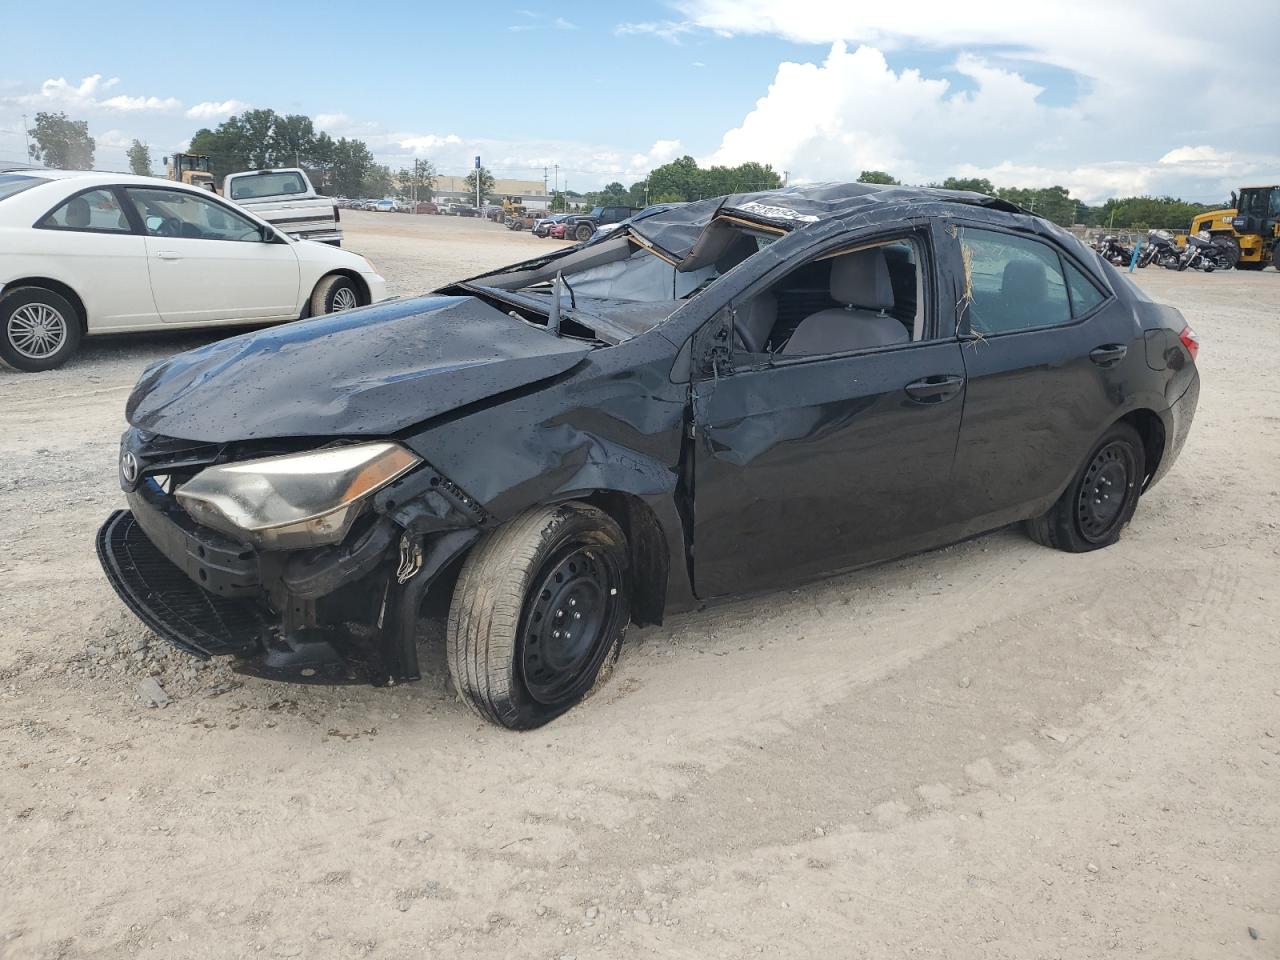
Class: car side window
959,228,1071,335
1064,260,1106,318
731,235,928,358
125,187,264,242
37,189,132,234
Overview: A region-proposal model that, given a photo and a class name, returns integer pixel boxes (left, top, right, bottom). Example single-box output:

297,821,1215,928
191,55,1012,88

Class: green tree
363,164,393,198
309,131,336,193
995,185,1077,227
269,113,316,168
27,111,95,169
626,180,648,208
939,176,994,195
597,180,629,206
396,158,438,200
464,165,496,205
646,155,703,201
329,137,376,197
550,190,568,212
856,170,900,185
126,139,153,177
1093,195,1213,231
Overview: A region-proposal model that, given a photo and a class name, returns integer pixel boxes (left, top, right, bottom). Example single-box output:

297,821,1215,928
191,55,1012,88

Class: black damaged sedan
97,183,1200,729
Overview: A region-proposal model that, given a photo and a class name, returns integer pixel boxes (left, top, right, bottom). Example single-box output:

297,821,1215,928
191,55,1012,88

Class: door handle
904,375,965,403
155,251,182,261
1089,343,1128,367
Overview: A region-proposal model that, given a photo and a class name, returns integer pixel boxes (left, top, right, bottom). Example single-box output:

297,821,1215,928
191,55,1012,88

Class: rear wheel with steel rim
308,274,362,317
1026,422,1146,553
0,286,82,372
447,502,630,729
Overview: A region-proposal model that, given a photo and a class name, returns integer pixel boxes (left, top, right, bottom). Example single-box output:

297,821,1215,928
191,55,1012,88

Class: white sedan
0,169,387,371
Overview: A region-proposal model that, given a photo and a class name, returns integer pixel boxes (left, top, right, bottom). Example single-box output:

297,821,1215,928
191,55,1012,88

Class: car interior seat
65,197,91,228
990,259,1048,332
781,248,910,355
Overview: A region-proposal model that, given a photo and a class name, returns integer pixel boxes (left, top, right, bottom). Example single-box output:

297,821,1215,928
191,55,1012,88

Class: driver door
124,186,300,324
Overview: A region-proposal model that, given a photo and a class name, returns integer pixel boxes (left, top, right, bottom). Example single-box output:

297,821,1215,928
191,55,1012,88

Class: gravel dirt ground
1,212,1277,959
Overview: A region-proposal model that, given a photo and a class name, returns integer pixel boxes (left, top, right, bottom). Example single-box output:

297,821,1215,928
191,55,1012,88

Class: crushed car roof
621,181,1027,264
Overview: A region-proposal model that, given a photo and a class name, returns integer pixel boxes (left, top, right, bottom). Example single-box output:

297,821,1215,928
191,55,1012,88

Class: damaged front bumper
96,462,482,686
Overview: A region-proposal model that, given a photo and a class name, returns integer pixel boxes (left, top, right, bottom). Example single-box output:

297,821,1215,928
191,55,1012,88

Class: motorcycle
1095,234,1133,266
1173,231,1237,272
1137,229,1180,269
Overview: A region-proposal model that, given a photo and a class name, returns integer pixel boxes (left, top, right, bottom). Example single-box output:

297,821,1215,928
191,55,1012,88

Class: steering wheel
155,217,181,238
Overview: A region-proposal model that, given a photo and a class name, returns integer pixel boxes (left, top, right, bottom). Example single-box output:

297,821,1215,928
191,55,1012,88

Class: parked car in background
96,182,1197,729
534,213,570,237
413,201,439,215
563,204,637,242
222,168,342,246
372,199,398,213
0,170,386,371
453,204,481,218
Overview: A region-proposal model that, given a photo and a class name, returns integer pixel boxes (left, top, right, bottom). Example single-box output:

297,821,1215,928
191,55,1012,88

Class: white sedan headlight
175,442,420,549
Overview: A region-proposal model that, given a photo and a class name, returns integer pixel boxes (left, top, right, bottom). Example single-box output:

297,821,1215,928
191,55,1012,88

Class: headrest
66,196,91,228
830,249,893,310
1001,259,1047,301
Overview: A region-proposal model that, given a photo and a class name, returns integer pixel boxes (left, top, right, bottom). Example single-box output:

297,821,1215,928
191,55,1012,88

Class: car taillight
334,204,341,222
1179,325,1199,362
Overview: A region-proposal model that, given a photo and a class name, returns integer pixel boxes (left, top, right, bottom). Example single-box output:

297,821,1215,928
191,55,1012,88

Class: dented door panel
691,341,966,598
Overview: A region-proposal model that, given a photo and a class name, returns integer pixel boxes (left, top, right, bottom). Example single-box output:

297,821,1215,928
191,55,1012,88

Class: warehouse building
434,175,549,210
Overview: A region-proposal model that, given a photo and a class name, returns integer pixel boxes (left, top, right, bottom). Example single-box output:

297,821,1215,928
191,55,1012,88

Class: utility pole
783,169,789,187
21,113,30,160
554,164,559,192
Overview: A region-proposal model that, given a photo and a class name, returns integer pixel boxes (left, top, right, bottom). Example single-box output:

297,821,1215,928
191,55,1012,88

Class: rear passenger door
944,225,1135,535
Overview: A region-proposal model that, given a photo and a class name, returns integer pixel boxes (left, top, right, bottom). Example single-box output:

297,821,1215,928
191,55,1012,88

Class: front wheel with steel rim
1026,422,1146,553
0,286,82,372
447,502,630,729
308,274,362,317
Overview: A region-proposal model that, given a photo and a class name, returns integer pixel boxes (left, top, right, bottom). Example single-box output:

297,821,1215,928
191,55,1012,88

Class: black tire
309,274,361,316
0,286,82,372
1236,260,1264,271
573,223,595,242
1026,422,1146,553
446,502,630,730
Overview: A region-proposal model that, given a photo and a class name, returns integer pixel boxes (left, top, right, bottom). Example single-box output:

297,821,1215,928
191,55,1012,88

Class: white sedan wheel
9,302,68,359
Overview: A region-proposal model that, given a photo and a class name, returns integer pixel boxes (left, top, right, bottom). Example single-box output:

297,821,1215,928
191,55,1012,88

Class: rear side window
37,188,132,233
229,171,306,200
959,228,1071,335
1064,261,1106,318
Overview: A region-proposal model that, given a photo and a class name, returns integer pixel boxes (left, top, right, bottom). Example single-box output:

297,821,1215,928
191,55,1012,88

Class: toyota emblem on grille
120,450,140,486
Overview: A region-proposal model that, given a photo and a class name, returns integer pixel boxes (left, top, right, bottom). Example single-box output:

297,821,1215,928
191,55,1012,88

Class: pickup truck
563,205,636,242
223,168,342,247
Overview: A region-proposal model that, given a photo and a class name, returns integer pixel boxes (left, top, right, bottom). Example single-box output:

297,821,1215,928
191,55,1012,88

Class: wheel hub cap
9,303,68,359
522,546,615,704
1077,442,1133,541
332,288,358,311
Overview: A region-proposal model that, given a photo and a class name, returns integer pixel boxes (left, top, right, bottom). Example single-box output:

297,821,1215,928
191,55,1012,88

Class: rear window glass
38,188,132,233
1065,261,1106,318
229,171,306,200
0,174,41,201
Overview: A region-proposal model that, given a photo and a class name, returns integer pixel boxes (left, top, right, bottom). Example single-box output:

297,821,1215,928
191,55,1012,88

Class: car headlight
175,442,420,549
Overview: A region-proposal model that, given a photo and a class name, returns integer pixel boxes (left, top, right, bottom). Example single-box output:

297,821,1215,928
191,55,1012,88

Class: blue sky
2,0,1276,202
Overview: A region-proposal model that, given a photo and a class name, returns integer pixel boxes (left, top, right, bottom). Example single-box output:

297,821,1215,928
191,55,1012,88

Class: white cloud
638,1,1280,202
3,74,181,113
95,129,133,149
614,20,699,43
400,133,463,154
185,99,251,120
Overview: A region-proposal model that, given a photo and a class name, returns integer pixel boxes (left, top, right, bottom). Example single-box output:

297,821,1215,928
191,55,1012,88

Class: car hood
125,295,592,443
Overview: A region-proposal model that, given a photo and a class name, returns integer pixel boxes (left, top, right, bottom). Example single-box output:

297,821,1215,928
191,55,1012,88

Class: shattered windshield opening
461,218,786,345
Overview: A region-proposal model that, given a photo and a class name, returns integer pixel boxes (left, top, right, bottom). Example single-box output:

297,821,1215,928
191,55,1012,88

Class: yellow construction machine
165,153,216,192
1185,184,1280,270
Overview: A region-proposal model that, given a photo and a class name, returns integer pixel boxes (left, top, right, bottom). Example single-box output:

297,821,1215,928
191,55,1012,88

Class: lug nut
574,612,581,620
568,598,576,607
